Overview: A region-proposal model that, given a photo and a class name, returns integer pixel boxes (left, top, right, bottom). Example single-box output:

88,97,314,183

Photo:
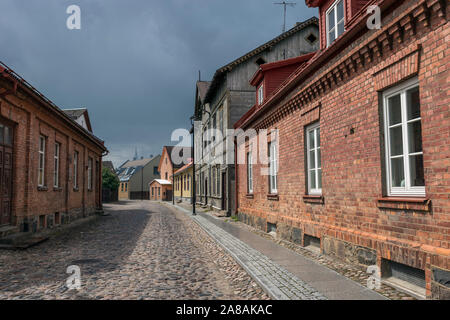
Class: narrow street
0,201,268,300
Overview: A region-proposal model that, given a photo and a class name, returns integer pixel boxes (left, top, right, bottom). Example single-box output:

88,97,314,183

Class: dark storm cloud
0,0,316,166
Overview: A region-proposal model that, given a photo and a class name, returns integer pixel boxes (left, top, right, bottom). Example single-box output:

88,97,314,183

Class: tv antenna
274,1,297,33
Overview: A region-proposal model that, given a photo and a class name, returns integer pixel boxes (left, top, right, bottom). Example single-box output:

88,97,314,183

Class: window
88,157,93,190
165,172,168,180
306,123,322,195
268,141,278,194
247,151,253,193
258,85,264,105
73,151,79,189
383,79,425,196
54,143,60,188
152,187,154,196
125,183,127,192
158,187,161,196
121,183,124,192
38,136,46,187
153,167,158,175
326,0,345,47
187,175,190,191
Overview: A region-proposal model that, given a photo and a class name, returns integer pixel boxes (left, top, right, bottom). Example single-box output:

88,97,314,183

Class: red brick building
235,0,449,299
0,63,107,239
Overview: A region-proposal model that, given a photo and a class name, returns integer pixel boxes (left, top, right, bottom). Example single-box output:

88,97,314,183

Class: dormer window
326,0,345,47
258,85,264,105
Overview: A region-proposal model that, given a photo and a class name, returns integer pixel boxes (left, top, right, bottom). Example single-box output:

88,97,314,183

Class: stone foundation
322,235,377,267
15,206,98,235
431,267,450,300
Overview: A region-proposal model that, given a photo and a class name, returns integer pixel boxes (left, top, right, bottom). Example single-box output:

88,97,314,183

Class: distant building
194,17,319,216
63,108,93,132
173,162,193,204
149,146,191,201
0,62,107,240
116,155,161,200
102,160,115,172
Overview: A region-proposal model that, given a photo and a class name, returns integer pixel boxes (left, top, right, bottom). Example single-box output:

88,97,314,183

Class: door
204,179,208,205
221,172,226,210
0,122,13,226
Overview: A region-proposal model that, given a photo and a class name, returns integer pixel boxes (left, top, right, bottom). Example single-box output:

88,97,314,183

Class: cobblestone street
0,201,268,300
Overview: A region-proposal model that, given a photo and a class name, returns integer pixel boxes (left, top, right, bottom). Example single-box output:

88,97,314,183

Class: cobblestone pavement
0,201,268,300
172,204,326,300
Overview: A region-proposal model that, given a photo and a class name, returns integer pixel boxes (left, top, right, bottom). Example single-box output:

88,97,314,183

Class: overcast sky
0,0,317,167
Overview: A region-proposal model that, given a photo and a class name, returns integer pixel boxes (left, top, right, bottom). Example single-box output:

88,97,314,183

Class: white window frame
258,85,264,105
54,142,60,188
326,0,345,47
268,141,278,194
247,151,253,194
88,157,93,190
383,78,425,197
38,136,46,187
306,123,322,195
73,151,79,189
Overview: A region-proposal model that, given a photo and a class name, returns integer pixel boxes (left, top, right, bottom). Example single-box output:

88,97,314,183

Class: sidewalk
168,203,387,300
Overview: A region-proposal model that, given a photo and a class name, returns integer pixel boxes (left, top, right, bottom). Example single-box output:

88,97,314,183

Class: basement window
304,234,321,253
382,259,426,299
267,223,277,235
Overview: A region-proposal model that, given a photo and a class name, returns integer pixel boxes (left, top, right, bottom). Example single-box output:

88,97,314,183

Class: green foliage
102,168,120,191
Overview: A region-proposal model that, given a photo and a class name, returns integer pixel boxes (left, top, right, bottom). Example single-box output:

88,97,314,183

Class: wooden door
0,122,13,226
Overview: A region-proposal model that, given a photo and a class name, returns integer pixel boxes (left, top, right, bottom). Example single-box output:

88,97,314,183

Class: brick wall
0,77,104,233
237,0,449,298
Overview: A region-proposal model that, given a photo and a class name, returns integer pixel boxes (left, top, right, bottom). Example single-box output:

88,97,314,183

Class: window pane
317,128,320,147
317,148,321,168
409,154,425,187
406,87,421,120
389,126,403,156
337,22,345,37
0,124,4,144
329,30,336,44
309,150,316,169
391,157,405,187
328,9,335,30
318,169,322,189
408,121,423,153
308,130,315,150
337,1,344,21
4,127,11,145
310,170,316,189
388,94,402,125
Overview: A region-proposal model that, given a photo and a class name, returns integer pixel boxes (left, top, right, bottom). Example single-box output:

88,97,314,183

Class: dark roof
63,108,87,120
204,17,319,103
102,161,115,171
164,146,193,169
197,81,211,103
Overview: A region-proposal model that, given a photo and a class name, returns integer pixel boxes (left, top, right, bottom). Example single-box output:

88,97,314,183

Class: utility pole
274,1,297,33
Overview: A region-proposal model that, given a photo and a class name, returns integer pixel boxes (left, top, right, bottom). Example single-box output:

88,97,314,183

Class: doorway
221,172,226,210
0,121,13,226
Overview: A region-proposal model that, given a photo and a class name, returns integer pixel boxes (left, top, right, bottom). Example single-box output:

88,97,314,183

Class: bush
102,168,120,191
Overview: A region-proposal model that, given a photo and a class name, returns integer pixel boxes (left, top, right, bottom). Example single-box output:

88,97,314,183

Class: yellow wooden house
173,162,193,204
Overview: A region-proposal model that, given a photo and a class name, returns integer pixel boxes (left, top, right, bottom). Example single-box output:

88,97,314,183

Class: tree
102,167,120,191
